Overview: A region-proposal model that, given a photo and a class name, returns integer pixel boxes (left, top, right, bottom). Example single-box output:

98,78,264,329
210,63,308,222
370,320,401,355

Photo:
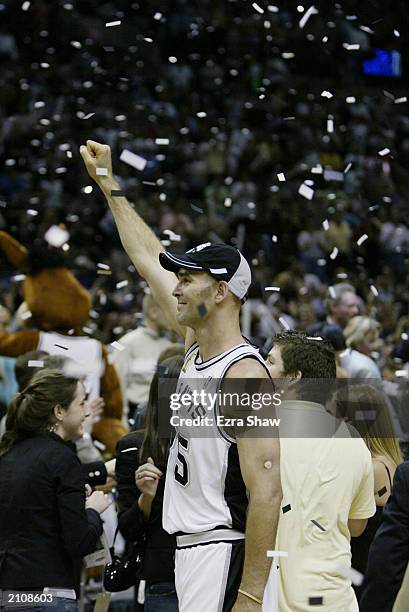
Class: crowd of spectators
0,1,408,352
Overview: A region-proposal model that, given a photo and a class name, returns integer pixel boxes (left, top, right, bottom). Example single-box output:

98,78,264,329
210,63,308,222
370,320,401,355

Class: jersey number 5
174,435,189,487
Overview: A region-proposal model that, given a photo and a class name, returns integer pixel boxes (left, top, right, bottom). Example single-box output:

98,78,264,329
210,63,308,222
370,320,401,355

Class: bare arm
79,140,185,338
226,359,282,608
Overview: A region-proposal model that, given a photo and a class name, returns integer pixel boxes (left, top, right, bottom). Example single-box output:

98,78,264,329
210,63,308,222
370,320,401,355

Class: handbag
103,528,145,592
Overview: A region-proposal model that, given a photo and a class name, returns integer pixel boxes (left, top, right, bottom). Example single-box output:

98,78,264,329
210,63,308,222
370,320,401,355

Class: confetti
378,148,390,156
265,286,280,292
93,440,106,451
21,310,32,321
110,341,126,351
343,43,360,50
22,1,30,9
279,317,290,330
282,504,291,514
328,286,336,299
282,52,295,59
120,149,147,171
311,164,323,174
329,247,338,260
322,219,329,231
377,486,387,497
395,97,407,104
327,116,334,133
155,138,170,145
97,263,110,270
299,5,318,29
120,447,139,453
27,209,39,216
277,173,285,182
111,189,126,197
12,274,26,281
169,56,177,63
370,285,379,297
310,519,326,531
105,20,121,27
196,111,207,118
190,204,204,213
357,234,368,246
143,37,153,43
28,360,44,367
252,2,264,14
298,183,314,200
346,96,356,104
321,90,333,99
44,225,70,248
350,568,364,587
271,235,278,243
82,112,95,120
54,344,69,350
309,597,323,606
264,460,272,469
116,280,128,289
266,551,289,558
344,162,352,173
83,186,93,194
96,167,109,176
395,370,409,378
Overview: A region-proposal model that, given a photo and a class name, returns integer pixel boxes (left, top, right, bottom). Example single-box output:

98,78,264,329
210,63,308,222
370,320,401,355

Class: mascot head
0,231,91,332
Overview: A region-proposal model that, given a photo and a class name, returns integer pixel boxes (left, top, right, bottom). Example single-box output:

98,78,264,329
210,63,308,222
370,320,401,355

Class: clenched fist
80,140,113,185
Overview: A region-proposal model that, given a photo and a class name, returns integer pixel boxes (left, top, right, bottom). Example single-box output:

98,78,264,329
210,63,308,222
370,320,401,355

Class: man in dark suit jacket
360,461,409,612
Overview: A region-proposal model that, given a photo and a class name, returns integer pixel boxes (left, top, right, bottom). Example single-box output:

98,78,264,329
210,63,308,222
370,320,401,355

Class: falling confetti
120,149,147,171
252,2,264,14
265,286,280,292
279,317,290,330
28,360,44,367
370,285,379,297
110,341,126,351
344,162,352,173
321,90,333,99
395,97,407,104
357,234,368,246
378,148,390,156
96,167,109,176
322,219,329,231
44,225,70,248
277,173,285,182
298,183,314,200
105,20,121,27
155,138,170,145
329,247,338,260
299,5,318,29
116,280,128,289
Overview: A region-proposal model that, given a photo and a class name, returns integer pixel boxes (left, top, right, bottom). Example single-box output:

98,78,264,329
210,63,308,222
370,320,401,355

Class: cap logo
209,267,228,274
186,242,211,253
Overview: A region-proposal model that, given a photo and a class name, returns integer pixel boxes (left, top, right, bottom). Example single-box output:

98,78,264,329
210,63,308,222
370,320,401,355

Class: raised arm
79,140,185,338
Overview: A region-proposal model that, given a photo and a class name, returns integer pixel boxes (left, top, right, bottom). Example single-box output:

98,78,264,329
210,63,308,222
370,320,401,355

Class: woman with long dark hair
0,369,112,611
116,355,184,612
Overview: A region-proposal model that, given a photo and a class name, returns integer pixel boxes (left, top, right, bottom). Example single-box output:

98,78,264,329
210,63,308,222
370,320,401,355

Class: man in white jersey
80,140,282,612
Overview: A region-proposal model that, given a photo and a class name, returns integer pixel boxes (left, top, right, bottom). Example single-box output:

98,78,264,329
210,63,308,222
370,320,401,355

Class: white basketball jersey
163,341,269,535
37,331,104,404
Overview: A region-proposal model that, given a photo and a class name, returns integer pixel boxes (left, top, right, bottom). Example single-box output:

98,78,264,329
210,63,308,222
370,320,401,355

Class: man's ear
288,370,302,385
215,281,229,303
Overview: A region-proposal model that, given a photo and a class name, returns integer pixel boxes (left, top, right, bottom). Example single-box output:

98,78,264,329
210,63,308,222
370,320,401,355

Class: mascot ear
0,231,30,273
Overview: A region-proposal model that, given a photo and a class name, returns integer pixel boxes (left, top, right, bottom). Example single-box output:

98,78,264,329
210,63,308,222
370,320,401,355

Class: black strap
379,461,393,489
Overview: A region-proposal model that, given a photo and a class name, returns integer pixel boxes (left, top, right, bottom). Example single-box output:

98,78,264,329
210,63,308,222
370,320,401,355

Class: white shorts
175,538,278,612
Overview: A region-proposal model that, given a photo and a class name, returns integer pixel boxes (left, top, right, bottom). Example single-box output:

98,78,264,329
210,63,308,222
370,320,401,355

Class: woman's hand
135,457,162,499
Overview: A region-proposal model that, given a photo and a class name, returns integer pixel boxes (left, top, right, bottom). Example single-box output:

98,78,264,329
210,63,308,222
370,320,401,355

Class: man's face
266,345,285,379
331,291,360,327
172,269,217,327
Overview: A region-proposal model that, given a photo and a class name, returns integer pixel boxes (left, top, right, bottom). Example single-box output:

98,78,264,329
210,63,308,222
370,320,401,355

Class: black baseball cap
159,242,251,300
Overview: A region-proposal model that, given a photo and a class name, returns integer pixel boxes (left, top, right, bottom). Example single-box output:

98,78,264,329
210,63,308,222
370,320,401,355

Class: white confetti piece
357,234,368,246
120,149,147,171
96,167,108,176
34,101,45,109
196,111,207,118
329,286,336,299
279,317,290,330
224,197,232,207
70,40,82,49
394,29,400,37
322,219,329,231
307,336,323,341
329,247,338,260
298,183,314,200
154,12,162,20
344,162,352,173
321,90,333,99
282,52,295,59
12,274,26,281
111,341,126,351
190,203,204,213
311,164,323,174
116,280,128,289
169,56,177,63
155,138,170,145
327,116,334,133
21,310,32,320
143,37,153,43
83,185,93,194
82,112,95,120
44,225,70,248
252,2,264,14
22,1,30,9
401,333,408,341
28,360,44,367
105,20,121,27
27,209,39,216
346,96,356,104
395,97,407,104
265,286,280,292
378,148,390,156
163,229,182,242
299,5,318,29
359,25,374,34
97,263,110,270
93,440,106,451
370,285,379,297
343,43,360,50
395,370,408,378
271,235,278,243
277,173,285,182
267,550,289,558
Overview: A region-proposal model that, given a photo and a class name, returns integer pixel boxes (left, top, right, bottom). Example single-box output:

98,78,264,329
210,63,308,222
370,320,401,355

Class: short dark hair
273,331,336,379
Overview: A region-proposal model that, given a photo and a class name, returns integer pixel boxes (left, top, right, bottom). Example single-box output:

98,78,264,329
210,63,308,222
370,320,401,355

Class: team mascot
0,231,127,455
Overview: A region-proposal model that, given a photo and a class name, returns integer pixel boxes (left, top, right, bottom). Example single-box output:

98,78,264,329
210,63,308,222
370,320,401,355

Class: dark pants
144,582,178,612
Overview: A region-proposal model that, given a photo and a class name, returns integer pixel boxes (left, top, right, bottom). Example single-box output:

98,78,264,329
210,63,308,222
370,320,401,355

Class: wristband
238,589,263,605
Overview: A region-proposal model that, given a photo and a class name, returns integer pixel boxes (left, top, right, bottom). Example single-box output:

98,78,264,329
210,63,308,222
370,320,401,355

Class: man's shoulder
225,354,269,379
